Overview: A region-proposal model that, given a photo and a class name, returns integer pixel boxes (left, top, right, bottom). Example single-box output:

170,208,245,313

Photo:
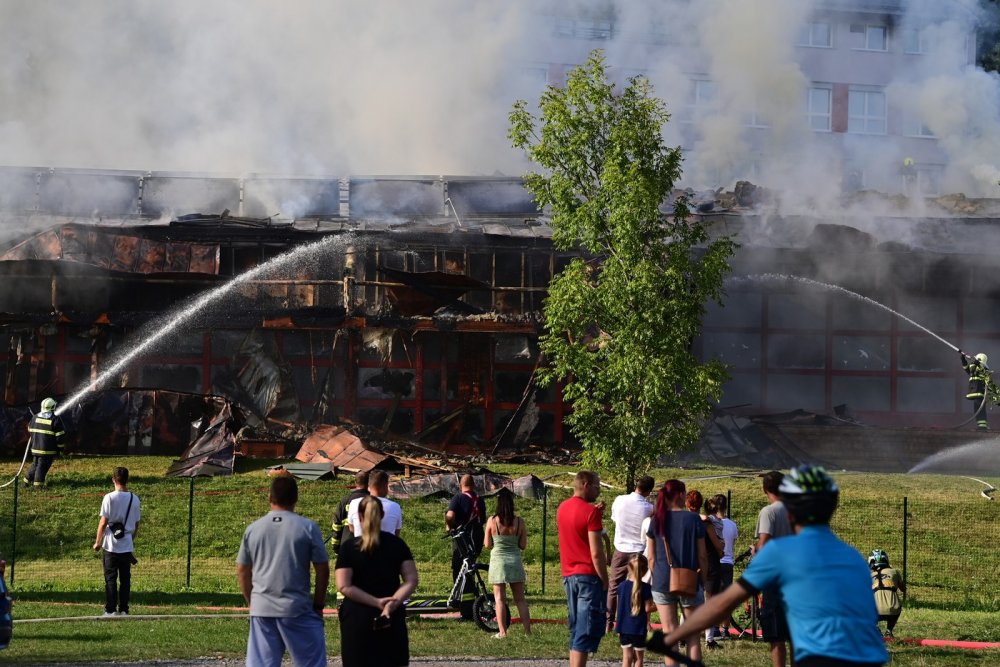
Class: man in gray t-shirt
236,476,329,667
753,471,793,667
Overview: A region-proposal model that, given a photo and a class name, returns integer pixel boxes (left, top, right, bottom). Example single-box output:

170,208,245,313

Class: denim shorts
652,584,705,608
564,574,607,653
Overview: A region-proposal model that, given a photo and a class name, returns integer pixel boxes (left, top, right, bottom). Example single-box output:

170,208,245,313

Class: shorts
564,574,607,653
652,585,704,608
619,633,647,649
758,590,790,643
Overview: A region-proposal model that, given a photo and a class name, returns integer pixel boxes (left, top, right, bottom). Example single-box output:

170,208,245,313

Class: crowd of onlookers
230,466,899,667
557,468,898,667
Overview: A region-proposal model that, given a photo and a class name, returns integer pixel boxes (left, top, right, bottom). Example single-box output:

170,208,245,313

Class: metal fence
0,475,993,611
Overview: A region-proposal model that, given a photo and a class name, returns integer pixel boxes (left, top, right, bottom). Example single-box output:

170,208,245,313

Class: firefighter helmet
868,549,889,569
976,353,988,365
40,397,57,412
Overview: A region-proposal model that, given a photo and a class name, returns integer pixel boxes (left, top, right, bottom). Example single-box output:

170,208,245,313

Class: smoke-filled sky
1,0,999,198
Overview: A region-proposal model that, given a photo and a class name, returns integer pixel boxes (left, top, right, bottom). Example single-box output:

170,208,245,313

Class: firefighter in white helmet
23,397,66,488
960,352,992,431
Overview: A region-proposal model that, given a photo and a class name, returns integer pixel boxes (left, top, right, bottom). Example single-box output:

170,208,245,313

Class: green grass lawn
0,456,996,664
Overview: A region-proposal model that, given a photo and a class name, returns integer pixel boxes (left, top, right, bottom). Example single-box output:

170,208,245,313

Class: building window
680,78,718,123
744,109,770,128
849,24,887,51
519,64,549,87
553,17,575,38
916,165,943,195
902,28,925,54
551,16,615,40
797,22,832,48
806,86,832,132
902,113,935,138
578,19,614,40
848,88,886,134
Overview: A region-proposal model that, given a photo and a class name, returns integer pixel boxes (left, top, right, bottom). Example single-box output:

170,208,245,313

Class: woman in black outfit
336,495,419,666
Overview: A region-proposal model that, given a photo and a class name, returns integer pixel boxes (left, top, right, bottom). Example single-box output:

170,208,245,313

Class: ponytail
628,554,648,617
358,495,384,553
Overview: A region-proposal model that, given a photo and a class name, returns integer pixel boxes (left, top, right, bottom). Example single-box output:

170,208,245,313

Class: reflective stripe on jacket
28,413,65,456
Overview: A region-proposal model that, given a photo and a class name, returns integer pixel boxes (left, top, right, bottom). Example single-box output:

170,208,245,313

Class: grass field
0,455,997,664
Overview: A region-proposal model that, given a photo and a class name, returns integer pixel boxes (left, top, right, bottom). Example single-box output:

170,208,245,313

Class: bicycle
402,527,510,633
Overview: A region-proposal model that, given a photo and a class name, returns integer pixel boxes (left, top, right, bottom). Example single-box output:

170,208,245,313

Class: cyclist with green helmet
650,465,889,667
868,549,905,638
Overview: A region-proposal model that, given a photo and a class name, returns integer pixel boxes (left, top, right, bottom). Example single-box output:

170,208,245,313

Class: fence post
541,486,547,595
9,478,17,587
186,476,195,588
902,496,908,591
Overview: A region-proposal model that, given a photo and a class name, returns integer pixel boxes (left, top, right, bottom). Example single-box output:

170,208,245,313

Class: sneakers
706,640,722,650
883,629,894,639
118,611,128,616
102,611,116,617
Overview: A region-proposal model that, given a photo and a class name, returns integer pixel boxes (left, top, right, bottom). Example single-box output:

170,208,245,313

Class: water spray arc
56,234,355,416
733,274,960,353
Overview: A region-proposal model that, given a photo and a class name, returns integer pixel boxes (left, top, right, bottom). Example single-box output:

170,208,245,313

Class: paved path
40,659,621,667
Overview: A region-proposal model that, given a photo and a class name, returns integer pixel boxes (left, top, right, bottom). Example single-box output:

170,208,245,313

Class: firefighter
23,397,66,488
900,157,917,195
960,352,992,431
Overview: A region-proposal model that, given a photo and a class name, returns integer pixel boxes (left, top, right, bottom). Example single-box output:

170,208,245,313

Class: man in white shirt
92,466,141,616
606,475,654,629
347,469,402,536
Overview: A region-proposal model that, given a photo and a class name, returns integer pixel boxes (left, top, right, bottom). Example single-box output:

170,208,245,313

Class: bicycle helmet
868,549,889,569
778,464,839,525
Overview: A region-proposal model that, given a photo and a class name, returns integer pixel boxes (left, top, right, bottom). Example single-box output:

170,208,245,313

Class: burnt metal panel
0,167,39,212
243,177,341,218
38,171,141,217
349,178,443,217
165,242,193,272
111,235,141,272
446,178,539,216
135,238,165,273
142,175,241,217
189,244,220,274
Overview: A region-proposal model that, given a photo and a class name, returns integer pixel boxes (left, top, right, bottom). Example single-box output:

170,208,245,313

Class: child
869,549,906,638
616,553,654,667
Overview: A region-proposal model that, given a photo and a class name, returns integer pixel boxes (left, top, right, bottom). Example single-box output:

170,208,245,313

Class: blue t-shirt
615,579,652,635
740,525,888,665
647,510,706,594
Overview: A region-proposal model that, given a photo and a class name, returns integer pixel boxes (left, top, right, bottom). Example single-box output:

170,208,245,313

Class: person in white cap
24,397,65,488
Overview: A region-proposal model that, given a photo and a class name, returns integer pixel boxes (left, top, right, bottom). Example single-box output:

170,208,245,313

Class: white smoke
0,0,998,204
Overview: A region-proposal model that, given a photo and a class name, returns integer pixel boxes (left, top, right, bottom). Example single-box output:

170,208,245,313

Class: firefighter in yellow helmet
23,397,66,487
960,352,991,431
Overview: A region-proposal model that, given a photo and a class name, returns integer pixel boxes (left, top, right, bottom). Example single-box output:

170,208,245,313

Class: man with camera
92,466,141,617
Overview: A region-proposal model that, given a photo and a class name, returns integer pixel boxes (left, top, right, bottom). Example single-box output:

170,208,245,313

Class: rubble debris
264,462,336,480
379,267,488,317
932,193,979,215
212,329,300,429
296,424,388,472
166,402,237,477
388,471,546,500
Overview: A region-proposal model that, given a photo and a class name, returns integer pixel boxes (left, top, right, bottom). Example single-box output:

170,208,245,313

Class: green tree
508,52,736,488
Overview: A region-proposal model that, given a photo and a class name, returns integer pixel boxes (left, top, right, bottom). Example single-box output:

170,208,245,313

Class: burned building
0,168,997,470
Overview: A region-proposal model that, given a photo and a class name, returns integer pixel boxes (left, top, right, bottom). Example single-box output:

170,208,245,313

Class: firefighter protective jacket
962,354,991,399
28,411,65,456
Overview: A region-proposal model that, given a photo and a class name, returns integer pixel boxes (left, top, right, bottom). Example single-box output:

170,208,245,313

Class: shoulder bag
108,493,134,540
662,527,698,598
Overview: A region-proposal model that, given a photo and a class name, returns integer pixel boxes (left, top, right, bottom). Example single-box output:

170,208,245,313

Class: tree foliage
508,52,736,487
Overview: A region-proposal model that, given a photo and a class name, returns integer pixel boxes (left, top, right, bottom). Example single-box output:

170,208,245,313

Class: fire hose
0,408,33,489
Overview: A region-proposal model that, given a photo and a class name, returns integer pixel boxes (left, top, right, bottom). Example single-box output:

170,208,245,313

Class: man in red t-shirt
557,470,609,667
